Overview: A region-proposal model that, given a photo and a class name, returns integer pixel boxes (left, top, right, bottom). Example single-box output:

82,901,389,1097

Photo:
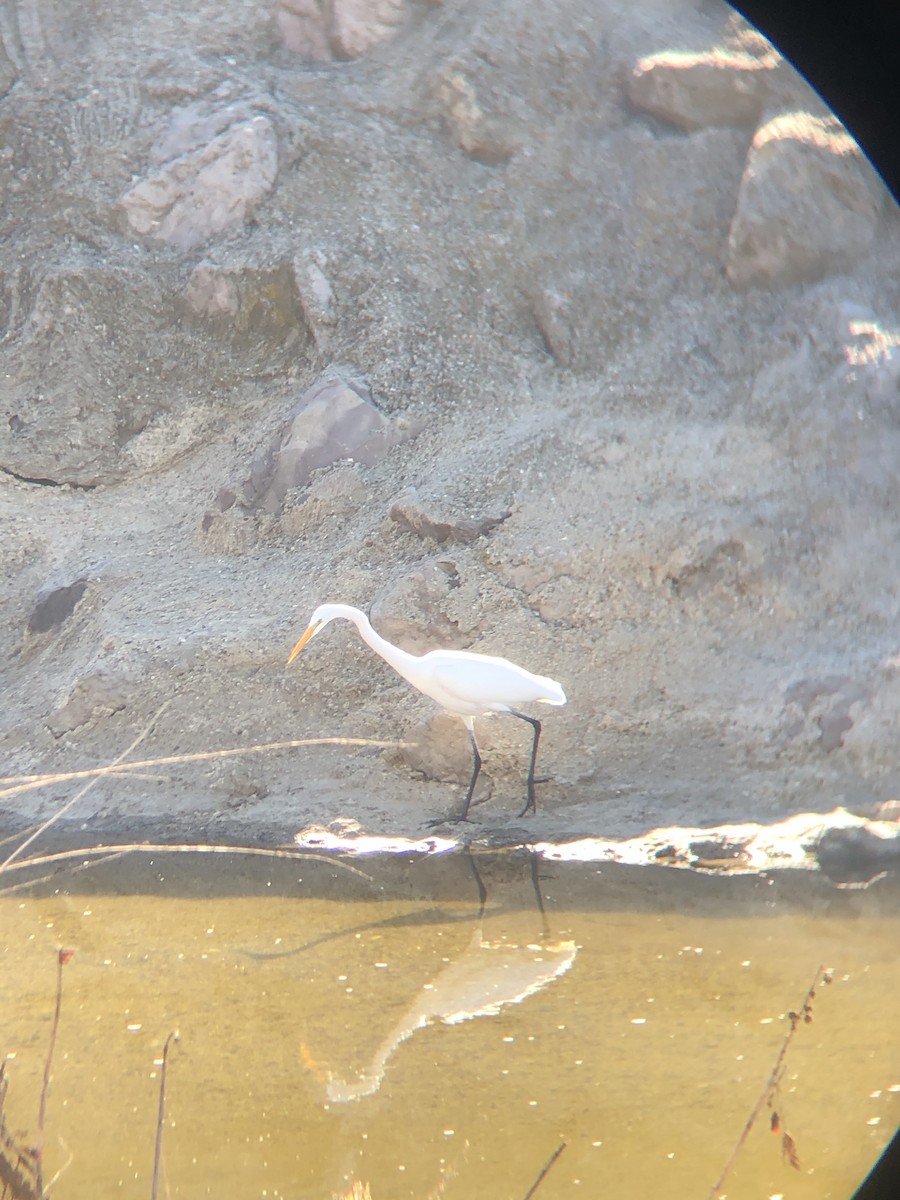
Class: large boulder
726,113,885,288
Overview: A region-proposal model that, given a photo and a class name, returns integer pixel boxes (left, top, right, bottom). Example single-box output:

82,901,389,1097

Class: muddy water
1,849,898,1199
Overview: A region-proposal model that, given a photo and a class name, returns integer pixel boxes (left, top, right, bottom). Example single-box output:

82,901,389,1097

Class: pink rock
276,0,331,61
433,69,518,164
121,112,278,250
330,0,406,60
628,49,775,132
276,0,406,60
185,262,242,318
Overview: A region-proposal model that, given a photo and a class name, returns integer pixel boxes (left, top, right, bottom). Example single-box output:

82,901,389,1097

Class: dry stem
0,842,373,899
522,1142,566,1200
151,1032,179,1200
35,949,73,1197
1,701,172,870
706,964,827,1200
0,736,413,801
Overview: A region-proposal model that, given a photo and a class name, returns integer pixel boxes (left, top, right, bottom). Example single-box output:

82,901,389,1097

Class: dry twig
151,1031,180,1200
0,701,172,871
35,948,74,1197
0,736,413,801
706,964,830,1199
0,841,372,898
522,1142,566,1200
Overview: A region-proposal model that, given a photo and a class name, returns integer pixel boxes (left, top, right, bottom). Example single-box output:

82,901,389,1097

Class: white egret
287,603,566,822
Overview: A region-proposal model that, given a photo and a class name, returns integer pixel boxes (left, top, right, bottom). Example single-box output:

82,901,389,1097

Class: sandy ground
0,0,898,866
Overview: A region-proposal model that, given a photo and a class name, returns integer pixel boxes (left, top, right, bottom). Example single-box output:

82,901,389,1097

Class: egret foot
425,812,473,827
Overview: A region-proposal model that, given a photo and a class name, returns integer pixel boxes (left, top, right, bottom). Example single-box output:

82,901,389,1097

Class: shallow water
1,848,898,1199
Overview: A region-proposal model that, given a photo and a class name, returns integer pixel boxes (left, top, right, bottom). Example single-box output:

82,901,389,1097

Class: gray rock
148,96,251,163
0,265,214,486
779,675,871,753
120,107,278,250
0,37,17,100
726,113,885,288
274,464,369,540
196,504,259,555
293,251,338,350
231,376,410,514
628,49,775,132
525,575,584,625
531,288,575,367
816,821,900,884
840,667,900,776
27,579,89,635
390,487,511,544
46,672,129,738
655,527,768,601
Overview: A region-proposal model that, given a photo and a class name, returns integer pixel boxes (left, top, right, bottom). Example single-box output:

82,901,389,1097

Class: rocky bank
0,0,898,870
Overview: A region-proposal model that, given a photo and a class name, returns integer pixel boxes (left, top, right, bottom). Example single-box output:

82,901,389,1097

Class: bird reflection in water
301,852,577,1104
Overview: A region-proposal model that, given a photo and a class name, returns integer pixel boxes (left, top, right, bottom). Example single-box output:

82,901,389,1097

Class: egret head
286,603,359,665
286,610,329,665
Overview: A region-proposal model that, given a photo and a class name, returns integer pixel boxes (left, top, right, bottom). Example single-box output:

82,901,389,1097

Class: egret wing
428,652,554,711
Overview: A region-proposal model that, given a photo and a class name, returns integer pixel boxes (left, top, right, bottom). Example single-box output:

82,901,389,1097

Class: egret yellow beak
287,622,319,665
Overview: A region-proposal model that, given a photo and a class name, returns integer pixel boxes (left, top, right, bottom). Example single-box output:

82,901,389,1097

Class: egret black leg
459,724,482,821
426,721,481,825
509,710,542,818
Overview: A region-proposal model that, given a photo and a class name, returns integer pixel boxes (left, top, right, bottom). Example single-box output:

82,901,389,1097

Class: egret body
287,603,566,821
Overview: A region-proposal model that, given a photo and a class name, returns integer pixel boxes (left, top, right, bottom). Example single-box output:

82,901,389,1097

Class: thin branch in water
0,736,414,801
151,1031,180,1200
522,1142,566,1200
35,948,74,1197
0,850,134,897
706,965,830,1200
0,700,172,870
0,842,373,897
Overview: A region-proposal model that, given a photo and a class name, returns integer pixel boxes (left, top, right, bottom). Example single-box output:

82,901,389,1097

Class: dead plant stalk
151,1032,179,1200
35,948,73,1197
0,736,414,802
706,964,828,1200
